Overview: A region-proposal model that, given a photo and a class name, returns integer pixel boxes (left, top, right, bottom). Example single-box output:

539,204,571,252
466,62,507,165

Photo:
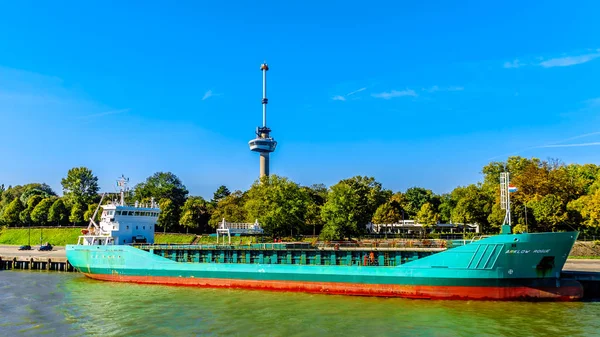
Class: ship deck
133,243,444,267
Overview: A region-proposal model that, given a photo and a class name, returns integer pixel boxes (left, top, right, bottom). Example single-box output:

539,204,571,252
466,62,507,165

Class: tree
1,183,55,214
372,198,404,224
31,198,54,226
403,187,434,218
69,203,85,225
134,172,188,227
438,194,453,223
134,172,188,207
416,202,440,229
302,184,328,235
527,194,568,232
320,176,390,240
212,185,231,204
209,191,247,227
61,167,99,205
20,187,55,205
573,190,600,229
158,199,179,233
2,197,24,226
83,203,101,224
48,199,69,226
244,175,310,236
180,196,210,233
19,195,44,225
320,183,361,240
451,184,492,232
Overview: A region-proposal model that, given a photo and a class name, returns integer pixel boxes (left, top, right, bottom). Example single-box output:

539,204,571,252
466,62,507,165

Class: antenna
116,175,130,206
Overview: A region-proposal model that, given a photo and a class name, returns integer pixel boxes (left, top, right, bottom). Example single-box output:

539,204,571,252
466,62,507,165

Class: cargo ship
66,176,583,301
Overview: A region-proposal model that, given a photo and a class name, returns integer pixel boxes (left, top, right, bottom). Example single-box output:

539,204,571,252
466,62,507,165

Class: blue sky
1,1,599,198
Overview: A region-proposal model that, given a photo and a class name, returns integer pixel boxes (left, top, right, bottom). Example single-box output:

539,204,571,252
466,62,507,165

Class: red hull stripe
83,274,582,301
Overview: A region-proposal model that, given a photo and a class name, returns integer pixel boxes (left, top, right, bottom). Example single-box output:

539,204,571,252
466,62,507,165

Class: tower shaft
260,153,269,177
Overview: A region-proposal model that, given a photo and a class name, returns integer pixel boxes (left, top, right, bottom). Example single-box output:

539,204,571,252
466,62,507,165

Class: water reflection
2,271,599,337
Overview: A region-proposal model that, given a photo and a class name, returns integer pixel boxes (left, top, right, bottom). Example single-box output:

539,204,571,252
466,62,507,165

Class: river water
1,271,599,337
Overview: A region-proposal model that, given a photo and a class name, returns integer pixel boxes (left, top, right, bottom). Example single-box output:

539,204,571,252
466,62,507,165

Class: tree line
0,156,599,240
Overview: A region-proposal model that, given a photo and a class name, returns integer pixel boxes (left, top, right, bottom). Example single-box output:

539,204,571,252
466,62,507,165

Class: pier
0,245,76,272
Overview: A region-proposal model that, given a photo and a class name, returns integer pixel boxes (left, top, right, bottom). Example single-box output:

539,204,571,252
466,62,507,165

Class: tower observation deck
248,62,277,178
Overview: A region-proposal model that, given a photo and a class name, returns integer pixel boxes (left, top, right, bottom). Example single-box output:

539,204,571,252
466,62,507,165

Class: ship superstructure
77,176,160,246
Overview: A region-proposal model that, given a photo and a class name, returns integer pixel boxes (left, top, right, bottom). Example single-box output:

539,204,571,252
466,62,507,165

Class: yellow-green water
1,270,599,336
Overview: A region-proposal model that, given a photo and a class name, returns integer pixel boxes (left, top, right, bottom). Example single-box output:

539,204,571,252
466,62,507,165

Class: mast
117,175,130,206
500,172,512,234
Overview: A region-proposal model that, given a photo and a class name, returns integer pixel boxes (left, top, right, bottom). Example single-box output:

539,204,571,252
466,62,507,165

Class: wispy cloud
77,108,130,119
425,86,464,93
504,59,524,69
488,130,600,160
585,97,600,107
346,87,366,96
540,142,600,148
540,52,600,68
202,90,214,100
331,87,366,101
504,49,600,69
371,89,417,99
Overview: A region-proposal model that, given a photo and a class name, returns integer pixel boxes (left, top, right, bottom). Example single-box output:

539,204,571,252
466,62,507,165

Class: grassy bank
0,227,82,246
154,233,196,244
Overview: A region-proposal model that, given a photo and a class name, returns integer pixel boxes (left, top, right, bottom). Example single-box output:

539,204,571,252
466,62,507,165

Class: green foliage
403,187,435,217
69,203,85,225
320,182,361,240
209,191,247,227
31,198,54,226
416,202,440,227
158,199,179,233
303,184,328,235
437,194,453,223
527,194,568,232
212,185,231,204
20,187,55,205
450,184,492,232
48,199,69,225
568,191,600,228
244,175,309,236
83,203,101,223
320,176,389,240
2,197,24,226
19,195,43,225
134,172,188,208
372,197,404,224
180,196,210,233
61,167,99,205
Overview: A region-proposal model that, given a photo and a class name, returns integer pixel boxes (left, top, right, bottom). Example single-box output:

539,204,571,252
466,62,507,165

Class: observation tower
248,62,277,177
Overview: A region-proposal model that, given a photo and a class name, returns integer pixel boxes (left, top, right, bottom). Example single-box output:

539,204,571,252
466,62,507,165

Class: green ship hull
66,231,583,301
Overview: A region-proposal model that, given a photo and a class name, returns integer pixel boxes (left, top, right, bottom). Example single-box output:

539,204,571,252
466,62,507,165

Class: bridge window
136,226,138,230
128,211,134,216
116,211,121,215
143,226,146,230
